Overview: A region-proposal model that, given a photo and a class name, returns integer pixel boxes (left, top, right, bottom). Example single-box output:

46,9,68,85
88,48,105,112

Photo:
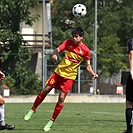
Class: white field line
90,111,123,116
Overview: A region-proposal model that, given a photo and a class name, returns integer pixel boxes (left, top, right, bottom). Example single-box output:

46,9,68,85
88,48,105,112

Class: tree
0,0,41,95
97,34,127,76
96,0,130,75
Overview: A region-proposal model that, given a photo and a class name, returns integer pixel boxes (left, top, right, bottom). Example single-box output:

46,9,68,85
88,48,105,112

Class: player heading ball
24,27,98,132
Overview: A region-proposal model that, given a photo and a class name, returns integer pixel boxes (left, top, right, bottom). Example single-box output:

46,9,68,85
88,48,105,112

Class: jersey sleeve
128,38,133,53
84,48,91,61
58,39,68,52
84,48,91,64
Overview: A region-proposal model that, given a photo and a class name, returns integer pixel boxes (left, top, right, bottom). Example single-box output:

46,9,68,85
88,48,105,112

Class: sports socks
50,103,64,121
126,108,133,133
31,91,46,111
0,105,5,126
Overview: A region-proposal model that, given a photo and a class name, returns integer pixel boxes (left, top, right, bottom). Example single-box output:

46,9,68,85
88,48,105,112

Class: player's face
72,34,83,45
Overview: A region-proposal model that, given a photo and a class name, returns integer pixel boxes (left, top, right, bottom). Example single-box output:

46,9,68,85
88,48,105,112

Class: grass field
3,103,126,133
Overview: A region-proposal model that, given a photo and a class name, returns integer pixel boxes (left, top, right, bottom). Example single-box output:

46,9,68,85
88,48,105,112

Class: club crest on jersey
79,50,83,55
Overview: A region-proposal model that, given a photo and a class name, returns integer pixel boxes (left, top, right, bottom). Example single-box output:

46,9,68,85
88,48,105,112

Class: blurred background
0,0,132,96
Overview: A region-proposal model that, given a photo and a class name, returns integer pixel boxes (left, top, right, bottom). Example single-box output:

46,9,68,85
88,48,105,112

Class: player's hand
92,73,98,79
0,71,5,81
52,54,58,64
130,71,133,80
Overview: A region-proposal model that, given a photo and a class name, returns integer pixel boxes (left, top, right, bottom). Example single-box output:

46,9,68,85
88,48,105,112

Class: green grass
3,103,126,133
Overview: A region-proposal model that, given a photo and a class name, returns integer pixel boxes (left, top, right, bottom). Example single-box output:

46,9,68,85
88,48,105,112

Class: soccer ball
72,4,87,18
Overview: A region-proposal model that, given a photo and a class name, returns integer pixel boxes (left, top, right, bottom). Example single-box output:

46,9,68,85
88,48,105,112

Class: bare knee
58,92,67,104
41,86,53,95
58,95,65,103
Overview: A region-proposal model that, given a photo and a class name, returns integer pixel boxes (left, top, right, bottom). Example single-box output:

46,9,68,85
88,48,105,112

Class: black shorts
126,74,133,102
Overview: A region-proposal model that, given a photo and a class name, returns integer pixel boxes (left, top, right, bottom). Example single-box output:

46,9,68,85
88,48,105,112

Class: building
20,0,52,80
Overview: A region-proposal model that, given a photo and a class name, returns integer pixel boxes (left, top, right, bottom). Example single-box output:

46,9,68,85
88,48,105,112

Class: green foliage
98,34,128,76
0,0,39,31
14,73,42,95
0,0,41,95
4,76,15,88
11,47,42,95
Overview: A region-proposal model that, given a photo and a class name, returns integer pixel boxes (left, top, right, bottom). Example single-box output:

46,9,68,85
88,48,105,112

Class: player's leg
51,91,67,121
123,75,133,133
0,105,5,126
0,96,15,130
123,101,133,133
44,90,67,132
44,78,74,131
24,72,58,121
24,85,53,121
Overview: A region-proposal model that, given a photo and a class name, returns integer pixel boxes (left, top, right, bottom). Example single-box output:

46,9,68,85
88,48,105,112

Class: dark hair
127,38,133,53
71,27,84,37
127,38,133,46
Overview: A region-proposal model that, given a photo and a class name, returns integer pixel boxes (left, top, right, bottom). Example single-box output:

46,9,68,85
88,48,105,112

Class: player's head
71,27,84,45
127,38,133,53
71,27,84,37
127,38,133,45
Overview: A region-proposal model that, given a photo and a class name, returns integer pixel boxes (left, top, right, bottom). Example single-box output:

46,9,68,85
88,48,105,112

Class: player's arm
0,71,5,81
52,39,67,64
85,60,98,79
52,48,60,64
129,50,133,80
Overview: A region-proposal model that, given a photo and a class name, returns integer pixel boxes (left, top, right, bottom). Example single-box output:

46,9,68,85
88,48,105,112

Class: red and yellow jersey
55,39,91,80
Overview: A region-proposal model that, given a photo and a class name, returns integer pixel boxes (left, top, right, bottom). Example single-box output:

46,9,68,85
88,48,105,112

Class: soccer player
0,71,15,130
24,27,98,132
122,38,133,133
